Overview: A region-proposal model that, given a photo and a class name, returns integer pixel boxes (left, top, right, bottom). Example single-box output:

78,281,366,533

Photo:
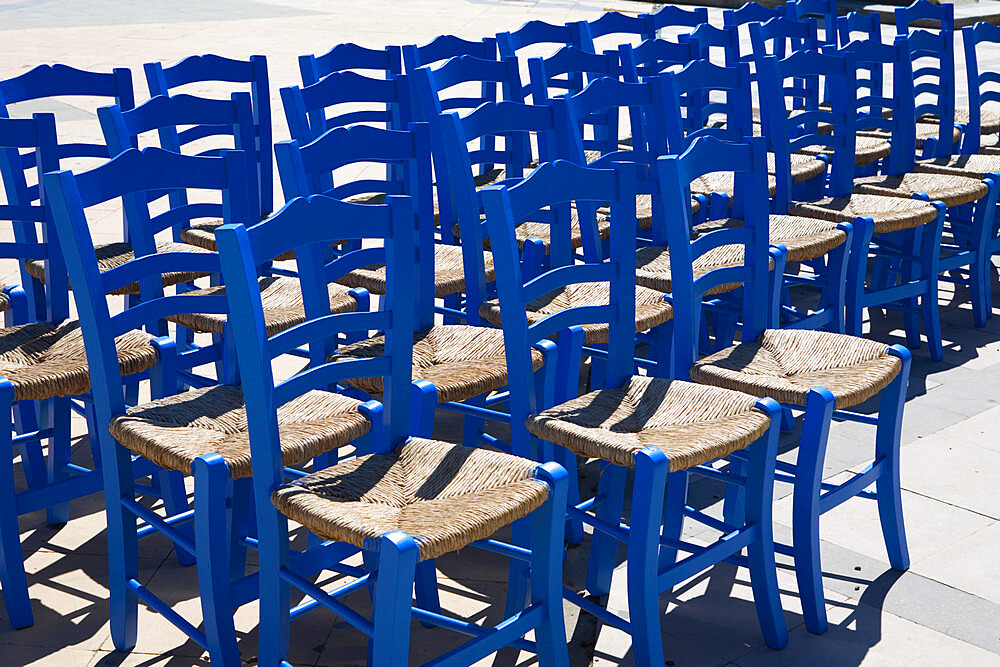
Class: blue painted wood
45,147,252,661
896,0,955,34
786,0,838,45
960,22,1000,153
300,43,402,87
587,5,707,43
144,54,272,217
685,23,741,67
402,35,497,72
497,19,594,101
723,1,786,30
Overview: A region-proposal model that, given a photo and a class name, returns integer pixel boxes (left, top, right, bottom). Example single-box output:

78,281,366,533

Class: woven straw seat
0,289,10,313
920,107,1000,135
338,244,494,298
168,276,358,336
976,137,1000,155
787,193,938,234
796,136,891,167
455,213,611,255
272,437,548,560
914,153,1000,180
690,329,902,409
0,320,157,402
526,375,771,469
25,240,212,296
329,325,544,404
110,384,370,479
852,172,989,208
692,215,848,263
690,153,827,199
613,194,700,230
859,122,962,148
635,236,775,297
480,283,672,345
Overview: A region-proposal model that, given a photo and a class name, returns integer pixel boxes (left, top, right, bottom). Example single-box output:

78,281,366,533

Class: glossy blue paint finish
786,0,838,45
961,23,1000,153
145,54,272,216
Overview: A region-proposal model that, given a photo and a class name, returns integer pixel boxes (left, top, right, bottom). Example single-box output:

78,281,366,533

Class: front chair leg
876,346,911,571
530,462,570,667
0,384,33,628
369,531,419,667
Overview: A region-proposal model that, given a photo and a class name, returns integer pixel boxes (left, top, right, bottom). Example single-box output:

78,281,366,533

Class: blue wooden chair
896,0,955,34
958,22,1000,152
497,19,593,103
685,22,741,67
44,147,261,663
618,37,700,83
481,153,787,665
587,5,708,47
402,34,497,72
214,189,569,667
786,0,838,46
652,136,914,639
145,54,272,218
299,42,402,87
836,10,883,47
723,0,787,31
761,49,946,358
750,17,823,113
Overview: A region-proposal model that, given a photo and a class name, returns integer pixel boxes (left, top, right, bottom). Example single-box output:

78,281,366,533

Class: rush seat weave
0,320,158,402
797,136,891,167
479,283,674,345
526,375,771,469
329,325,544,404
690,329,902,409
110,384,370,479
455,213,612,255
859,122,962,147
0,290,10,313
691,216,848,263
787,193,939,234
271,437,549,560
338,244,495,298
852,172,989,208
634,237,775,297
913,153,1000,179
921,107,1000,135
690,152,827,199
168,276,359,336
26,240,212,296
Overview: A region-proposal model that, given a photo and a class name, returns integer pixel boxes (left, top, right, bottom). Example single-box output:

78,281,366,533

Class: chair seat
329,325,544,404
110,384,370,479
25,240,212,296
914,153,1000,180
853,172,988,208
797,136,891,167
338,244,494,298
859,122,962,148
526,375,771,469
921,107,1000,135
635,236,776,297
271,437,549,561
168,276,359,336
616,194,700,230
479,283,673,345
690,329,903,409
692,215,848,263
454,211,612,255
0,289,10,313
787,193,939,234
0,320,157,402
689,153,826,199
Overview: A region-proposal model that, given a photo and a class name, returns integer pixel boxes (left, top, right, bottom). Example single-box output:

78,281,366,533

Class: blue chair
786,0,838,46
656,136,914,639
214,191,570,667
481,153,787,665
45,147,259,663
587,5,708,46
618,37,700,83
836,10,883,47
402,34,497,72
685,22,741,67
497,19,593,102
99,92,262,251
145,54,272,217
299,42,402,86
895,28,962,158
958,22,1000,152
750,17,822,112
896,0,955,34
761,49,946,358
723,0,787,29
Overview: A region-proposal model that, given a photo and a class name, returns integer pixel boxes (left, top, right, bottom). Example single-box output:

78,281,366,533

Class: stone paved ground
0,1,998,665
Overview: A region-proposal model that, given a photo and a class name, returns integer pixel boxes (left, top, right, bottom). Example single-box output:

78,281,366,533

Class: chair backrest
662,60,755,153
480,160,638,421
653,136,772,375
280,71,412,146
402,35,497,72
749,16,821,61
830,36,918,171
299,43,403,87
836,10,882,47
587,5,708,45
144,54,272,216
45,147,251,422
724,1,786,29
905,28,956,157
0,64,134,164
896,0,955,34
786,0,837,45
216,191,415,506
961,22,1000,152
497,19,594,101
274,123,435,331
686,23,741,67
98,93,262,229
0,113,62,321
756,50,857,206
619,37,700,83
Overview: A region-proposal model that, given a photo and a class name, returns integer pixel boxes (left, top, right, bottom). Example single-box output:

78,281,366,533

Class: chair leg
920,207,945,361
845,219,874,337
585,463,626,597
369,532,419,667
875,347,911,571
0,386,33,628
45,397,71,525
158,469,196,567
744,401,788,649
504,517,531,618
257,504,291,667
626,448,668,667
722,453,747,527
13,400,45,491
104,438,140,650
530,463,570,667
193,454,240,666
791,389,836,635
658,469,688,573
